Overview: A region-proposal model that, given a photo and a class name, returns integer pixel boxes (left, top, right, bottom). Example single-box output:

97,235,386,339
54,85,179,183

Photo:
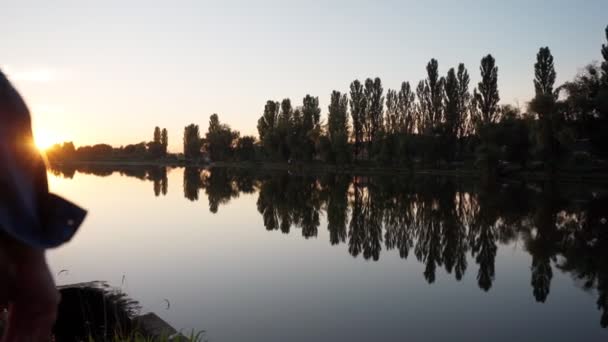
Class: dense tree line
49,25,608,177
47,127,169,161
244,26,608,176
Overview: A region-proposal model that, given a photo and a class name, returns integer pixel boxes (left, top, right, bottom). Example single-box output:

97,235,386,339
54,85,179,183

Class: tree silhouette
418,59,444,134
397,81,416,134
153,127,161,143
327,91,350,163
236,136,256,161
288,108,304,161
384,82,417,165
385,89,399,135
534,48,557,96
258,100,280,159
205,113,239,161
443,68,460,160
301,95,321,161
473,55,501,126
277,98,293,160
183,124,202,159
456,64,472,139
349,80,366,160
416,80,430,134
365,77,384,155
148,126,164,158
161,128,168,155
472,55,501,178
530,47,559,175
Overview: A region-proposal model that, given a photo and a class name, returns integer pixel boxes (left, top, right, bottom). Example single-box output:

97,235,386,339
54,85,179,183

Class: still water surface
47,166,608,341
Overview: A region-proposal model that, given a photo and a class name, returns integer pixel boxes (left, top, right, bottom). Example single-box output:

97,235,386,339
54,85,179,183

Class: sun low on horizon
34,129,63,151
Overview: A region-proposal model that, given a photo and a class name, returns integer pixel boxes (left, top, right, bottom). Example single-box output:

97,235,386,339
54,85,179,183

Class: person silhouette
0,70,86,341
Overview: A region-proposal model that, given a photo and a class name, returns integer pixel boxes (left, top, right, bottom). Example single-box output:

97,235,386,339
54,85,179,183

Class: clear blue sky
1,0,607,151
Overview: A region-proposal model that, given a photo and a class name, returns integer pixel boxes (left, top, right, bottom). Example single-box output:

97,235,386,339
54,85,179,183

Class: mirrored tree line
49,164,169,197
49,164,608,328
180,167,608,327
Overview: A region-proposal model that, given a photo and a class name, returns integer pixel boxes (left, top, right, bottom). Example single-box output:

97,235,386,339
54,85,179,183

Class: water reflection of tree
468,185,500,291
202,168,240,213
382,177,416,260
523,182,561,302
148,167,168,197
322,174,349,245
414,184,446,284
49,164,169,196
183,167,202,201
51,165,608,328
557,195,608,328
256,173,322,238
49,163,76,179
183,167,251,212
348,181,366,258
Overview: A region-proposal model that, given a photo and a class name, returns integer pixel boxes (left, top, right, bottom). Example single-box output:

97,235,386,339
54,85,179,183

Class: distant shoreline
48,159,608,184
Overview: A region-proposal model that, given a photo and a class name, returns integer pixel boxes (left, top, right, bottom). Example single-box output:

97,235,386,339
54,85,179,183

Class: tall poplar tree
257,100,280,158
444,68,459,139
301,95,321,161
530,47,558,174
397,81,416,134
456,64,471,138
183,124,201,159
328,90,350,163
473,55,500,126
349,80,366,160
416,80,431,134
277,98,293,160
417,59,444,134
363,77,384,154
385,89,399,134
472,55,500,177
161,128,168,155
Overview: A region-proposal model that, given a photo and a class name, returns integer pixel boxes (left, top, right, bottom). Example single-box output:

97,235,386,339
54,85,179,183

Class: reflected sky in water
46,166,608,341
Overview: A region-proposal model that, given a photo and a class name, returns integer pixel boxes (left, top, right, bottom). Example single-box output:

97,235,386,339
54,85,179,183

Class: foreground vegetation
47,26,608,179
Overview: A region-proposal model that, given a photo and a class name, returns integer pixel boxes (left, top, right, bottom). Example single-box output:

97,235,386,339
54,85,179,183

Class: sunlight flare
34,129,62,151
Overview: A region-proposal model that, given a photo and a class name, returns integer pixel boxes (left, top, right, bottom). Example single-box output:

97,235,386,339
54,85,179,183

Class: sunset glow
34,129,61,151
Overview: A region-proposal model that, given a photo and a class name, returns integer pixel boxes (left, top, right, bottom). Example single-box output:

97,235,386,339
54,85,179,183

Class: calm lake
46,165,608,342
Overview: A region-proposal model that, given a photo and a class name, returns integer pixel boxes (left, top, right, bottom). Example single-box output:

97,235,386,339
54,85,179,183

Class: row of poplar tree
182,26,608,172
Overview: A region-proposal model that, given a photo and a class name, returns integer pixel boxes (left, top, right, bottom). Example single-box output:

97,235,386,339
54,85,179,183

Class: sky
1,0,607,152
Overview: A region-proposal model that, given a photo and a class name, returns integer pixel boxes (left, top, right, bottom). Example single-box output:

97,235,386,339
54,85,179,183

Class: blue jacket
0,70,86,249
